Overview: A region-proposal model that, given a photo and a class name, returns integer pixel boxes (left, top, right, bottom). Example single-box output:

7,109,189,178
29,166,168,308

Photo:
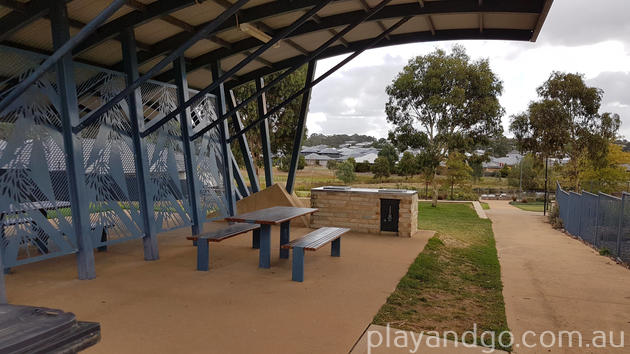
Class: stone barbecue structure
310,187,418,237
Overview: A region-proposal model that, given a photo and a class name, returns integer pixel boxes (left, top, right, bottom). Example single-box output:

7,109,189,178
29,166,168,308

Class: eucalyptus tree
385,45,504,206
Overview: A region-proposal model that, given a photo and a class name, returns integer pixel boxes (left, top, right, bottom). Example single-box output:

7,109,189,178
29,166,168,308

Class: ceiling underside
0,0,553,89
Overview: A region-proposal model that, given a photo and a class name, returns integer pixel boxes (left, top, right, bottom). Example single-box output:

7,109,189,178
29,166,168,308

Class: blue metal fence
556,183,630,262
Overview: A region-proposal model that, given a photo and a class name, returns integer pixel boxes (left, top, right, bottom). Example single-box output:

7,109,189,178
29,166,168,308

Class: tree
335,161,357,184
372,156,391,180
397,151,419,178
377,142,398,172
507,154,542,191
512,72,621,191
326,160,339,171
499,165,510,178
298,155,306,170
581,144,630,194
445,152,472,199
385,46,504,206
231,65,309,175
347,157,357,170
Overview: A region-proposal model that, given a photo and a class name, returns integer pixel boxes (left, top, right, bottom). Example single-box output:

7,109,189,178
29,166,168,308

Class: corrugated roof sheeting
317,1,364,18
67,0,134,25
135,20,183,44
432,13,480,30
186,68,214,89
7,18,54,52
138,55,172,76
484,13,539,30
77,40,122,67
386,16,431,35
185,40,222,59
169,1,230,27
0,6,13,18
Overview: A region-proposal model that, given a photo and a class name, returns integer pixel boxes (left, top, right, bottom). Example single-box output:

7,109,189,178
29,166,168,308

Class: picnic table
225,206,318,268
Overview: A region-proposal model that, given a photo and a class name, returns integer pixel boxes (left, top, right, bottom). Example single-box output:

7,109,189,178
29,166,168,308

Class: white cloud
306,0,630,140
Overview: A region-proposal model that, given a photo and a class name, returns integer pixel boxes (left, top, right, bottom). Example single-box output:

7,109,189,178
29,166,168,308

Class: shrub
548,203,563,229
355,162,371,173
335,161,357,184
521,198,528,203
512,195,517,202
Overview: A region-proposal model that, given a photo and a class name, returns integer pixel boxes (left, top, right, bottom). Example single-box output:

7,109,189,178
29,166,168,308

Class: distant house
355,153,378,164
304,153,332,167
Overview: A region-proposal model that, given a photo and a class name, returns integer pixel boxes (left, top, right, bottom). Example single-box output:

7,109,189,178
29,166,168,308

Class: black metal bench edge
196,223,261,271
282,227,350,282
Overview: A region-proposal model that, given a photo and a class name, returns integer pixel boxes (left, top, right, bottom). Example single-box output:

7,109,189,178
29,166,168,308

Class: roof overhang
0,0,554,89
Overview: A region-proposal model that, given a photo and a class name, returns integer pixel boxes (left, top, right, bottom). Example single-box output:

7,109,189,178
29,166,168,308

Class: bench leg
292,247,305,282
97,229,108,252
331,238,341,257
279,221,290,259
197,240,209,271
252,228,260,249
259,224,271,269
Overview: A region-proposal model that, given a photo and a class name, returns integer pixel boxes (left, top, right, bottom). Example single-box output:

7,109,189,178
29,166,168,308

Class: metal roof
0,0,554,90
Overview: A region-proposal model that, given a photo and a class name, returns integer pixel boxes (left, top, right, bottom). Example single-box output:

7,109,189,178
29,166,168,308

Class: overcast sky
307,0,630,140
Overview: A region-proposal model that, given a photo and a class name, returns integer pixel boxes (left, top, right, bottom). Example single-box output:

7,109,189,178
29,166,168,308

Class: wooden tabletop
224,206,318,225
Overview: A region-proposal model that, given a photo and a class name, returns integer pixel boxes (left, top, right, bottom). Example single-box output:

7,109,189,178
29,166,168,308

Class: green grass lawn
373,202,509,351
510,202,544,212
480,202,490,210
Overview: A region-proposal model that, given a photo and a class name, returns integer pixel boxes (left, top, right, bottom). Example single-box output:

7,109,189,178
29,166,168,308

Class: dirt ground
4,225,432,353
487,201,630,353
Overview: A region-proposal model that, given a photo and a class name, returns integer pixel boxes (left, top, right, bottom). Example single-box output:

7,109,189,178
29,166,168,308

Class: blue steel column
256,77,273,188
174,57,203,235
50,0,96,280
229,90,260,193
210,61,236,216
0,250,6,303
286,61,317,195
230,150,249,198
121,28,158,260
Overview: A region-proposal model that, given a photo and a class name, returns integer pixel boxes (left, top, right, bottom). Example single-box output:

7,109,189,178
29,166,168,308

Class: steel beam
229,90,260,193
231,150,250,198
0,0,127,116
142,0,332,138
137,0,335,66
160,0,541,78
215,0,392,130
121,28,159,261
174,57,204,235
211,61,236,216
286,61,316,194
225,28,531,89
229,17,412,142
50,0,96,280
72,0,249,133
256,78,273,188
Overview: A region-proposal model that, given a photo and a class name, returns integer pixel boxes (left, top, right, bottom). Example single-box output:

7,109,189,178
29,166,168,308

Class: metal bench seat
281,227,350,282
194,223,261,271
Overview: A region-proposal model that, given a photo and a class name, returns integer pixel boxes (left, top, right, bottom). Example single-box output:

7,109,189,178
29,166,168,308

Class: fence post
595,194,601,248
0,251,6,303
616,193,626,257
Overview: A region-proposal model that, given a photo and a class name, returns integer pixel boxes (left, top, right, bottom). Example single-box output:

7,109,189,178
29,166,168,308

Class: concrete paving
487,200,630,353
4,225,433,353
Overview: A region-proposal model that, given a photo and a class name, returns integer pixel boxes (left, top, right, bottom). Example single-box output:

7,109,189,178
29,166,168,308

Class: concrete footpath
487,201,630,353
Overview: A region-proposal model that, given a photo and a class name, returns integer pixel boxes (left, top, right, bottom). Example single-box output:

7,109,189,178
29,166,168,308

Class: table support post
292,247,304,282
197,240,209,271
252,228,260,249
331,238,341,257
259,224,271,268
280,221,290,259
